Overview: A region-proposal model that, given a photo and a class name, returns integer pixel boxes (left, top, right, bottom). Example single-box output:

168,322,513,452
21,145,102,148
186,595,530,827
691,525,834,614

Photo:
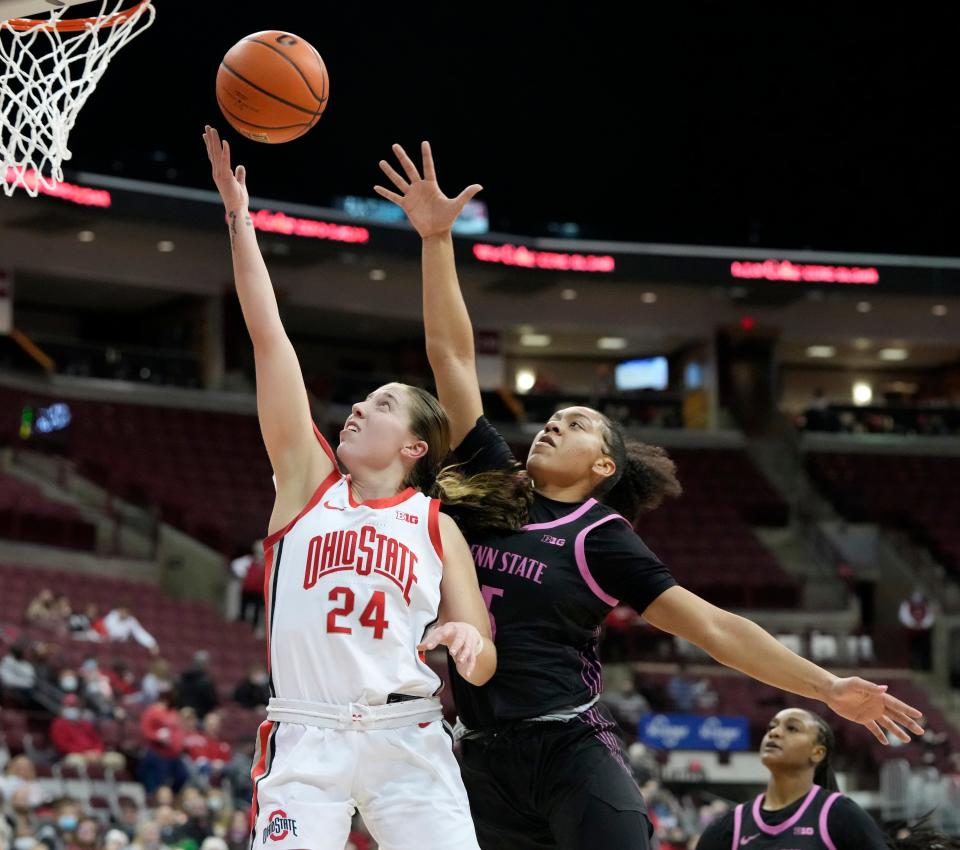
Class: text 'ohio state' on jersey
261,428,445,707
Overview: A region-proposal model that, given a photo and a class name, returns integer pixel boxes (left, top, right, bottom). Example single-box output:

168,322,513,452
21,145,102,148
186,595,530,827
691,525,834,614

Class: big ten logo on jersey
263,810,298,844
541,534,565,546
303,525,418,605
396,510,418,525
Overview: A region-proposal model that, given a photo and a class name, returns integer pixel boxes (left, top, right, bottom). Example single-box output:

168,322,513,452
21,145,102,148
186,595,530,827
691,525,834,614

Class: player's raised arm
203,126,333,522
375,142,484,447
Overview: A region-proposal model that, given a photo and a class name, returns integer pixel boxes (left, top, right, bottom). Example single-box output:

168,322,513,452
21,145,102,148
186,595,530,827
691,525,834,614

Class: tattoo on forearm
245,214,252,228
229,210,238,240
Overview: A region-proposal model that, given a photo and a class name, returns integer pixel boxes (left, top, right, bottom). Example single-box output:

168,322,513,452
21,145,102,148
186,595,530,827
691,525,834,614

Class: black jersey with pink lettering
695,784,888,850
448,416,676,728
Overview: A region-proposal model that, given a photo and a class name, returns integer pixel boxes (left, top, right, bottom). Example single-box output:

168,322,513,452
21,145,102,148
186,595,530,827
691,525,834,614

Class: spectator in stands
0,756,46,809
184,711,233,786
51,597,71,635
601,676,651,732
58,668,80,699
25,589,57,630
131,820,169,850
112,798,143,841
31,643,63,694
77,658,118,718
140,659,173,705
49,693,126,773
52,797,83,847
105,829,131,850
899,589,934,671
225,812,248,850
232,540,266,632
67,604,104,643
105,659,138,701
7,785,41,848
667,660,700,712
0,797,12,850
70,816,101,850
100,606,159,655
177,787,214,846
0,640,39,710
176,651,218,719
232,664,269,710
138,686,188,794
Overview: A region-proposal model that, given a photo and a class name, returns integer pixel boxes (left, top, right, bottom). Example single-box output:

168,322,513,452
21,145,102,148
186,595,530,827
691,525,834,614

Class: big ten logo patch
263,810,298,843
541,534,565,546
396,510,418,525
794,827,815,836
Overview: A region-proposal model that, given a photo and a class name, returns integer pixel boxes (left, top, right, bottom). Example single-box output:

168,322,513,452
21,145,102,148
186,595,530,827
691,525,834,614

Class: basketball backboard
0,0,94,20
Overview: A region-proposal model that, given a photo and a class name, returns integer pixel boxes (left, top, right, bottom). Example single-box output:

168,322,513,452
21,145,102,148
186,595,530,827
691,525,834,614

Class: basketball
216,30,329,144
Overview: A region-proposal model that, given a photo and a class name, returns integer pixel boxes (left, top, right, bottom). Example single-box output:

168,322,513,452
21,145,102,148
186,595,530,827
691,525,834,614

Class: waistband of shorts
267,696,444,730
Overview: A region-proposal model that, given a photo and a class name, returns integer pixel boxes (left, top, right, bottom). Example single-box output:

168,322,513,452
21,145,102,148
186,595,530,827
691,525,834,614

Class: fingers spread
374,185,404,204
392,143,422,183
421,141,436,182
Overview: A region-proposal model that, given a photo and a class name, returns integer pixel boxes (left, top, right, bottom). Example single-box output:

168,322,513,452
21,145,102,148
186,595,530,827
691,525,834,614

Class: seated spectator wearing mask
50,693,127,772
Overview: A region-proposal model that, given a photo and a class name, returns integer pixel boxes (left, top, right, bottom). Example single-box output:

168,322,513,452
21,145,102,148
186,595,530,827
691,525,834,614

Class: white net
0,1,155,197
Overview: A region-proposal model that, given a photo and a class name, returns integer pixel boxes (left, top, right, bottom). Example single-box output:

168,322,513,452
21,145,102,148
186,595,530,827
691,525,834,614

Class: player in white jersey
203,127,527,850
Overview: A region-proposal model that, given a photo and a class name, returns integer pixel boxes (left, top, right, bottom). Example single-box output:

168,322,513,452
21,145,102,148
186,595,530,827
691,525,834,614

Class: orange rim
3,0,150,32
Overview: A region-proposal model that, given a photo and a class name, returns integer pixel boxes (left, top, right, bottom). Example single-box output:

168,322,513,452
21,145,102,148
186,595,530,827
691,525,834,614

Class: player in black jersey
375,143,925,850
697,708,888,850
697,708,960,850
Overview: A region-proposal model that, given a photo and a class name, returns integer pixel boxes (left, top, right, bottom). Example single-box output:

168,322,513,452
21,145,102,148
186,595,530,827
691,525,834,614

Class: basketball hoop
0,1,156,197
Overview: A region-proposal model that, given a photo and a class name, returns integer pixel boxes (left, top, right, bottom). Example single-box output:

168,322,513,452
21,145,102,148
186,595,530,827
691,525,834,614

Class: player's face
760,710,824,771
337,383,424,474
526,406,612,489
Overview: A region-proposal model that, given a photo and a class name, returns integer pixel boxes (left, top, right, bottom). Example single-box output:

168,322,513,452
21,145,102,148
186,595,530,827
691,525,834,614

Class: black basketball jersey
697,784,889,850
448,417,676,729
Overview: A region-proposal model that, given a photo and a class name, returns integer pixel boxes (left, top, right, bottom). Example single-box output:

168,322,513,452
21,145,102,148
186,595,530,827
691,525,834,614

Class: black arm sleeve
695,811,734,850
452,415,520,476
826,797,889,850
583,519,677,613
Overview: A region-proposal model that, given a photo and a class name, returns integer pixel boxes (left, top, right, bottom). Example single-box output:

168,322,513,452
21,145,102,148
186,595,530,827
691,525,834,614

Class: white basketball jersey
262,468,444,707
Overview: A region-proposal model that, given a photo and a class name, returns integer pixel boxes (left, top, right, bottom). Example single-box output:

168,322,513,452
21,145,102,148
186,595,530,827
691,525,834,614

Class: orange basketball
216,31,329,144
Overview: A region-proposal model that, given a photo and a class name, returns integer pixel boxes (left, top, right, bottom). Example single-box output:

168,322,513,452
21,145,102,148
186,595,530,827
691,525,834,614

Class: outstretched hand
375,141,482,239
418,621,484,679
203,125,249,211
824,676,925,745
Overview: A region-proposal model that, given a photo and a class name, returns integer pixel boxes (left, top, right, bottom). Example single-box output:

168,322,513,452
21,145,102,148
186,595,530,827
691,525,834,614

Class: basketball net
0,1,155,197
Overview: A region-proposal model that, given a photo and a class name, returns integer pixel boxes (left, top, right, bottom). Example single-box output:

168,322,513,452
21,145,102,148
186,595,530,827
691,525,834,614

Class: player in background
697,707,960,850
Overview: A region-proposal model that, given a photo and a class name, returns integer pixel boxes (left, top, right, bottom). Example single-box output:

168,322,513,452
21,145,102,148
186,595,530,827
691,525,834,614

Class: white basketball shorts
249,707,480,850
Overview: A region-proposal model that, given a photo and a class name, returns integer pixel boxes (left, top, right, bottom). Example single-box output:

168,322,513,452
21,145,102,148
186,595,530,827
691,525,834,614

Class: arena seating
807,452,960,577
0,472,96,551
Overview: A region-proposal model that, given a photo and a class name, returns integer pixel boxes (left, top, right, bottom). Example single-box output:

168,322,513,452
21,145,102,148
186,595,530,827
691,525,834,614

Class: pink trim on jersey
753,784,820,835
818,791,842,850
262,469,341,550
312,421,339,469
574,514,629,607
521,498,597,531
428,499,443,562
731,803,743,850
